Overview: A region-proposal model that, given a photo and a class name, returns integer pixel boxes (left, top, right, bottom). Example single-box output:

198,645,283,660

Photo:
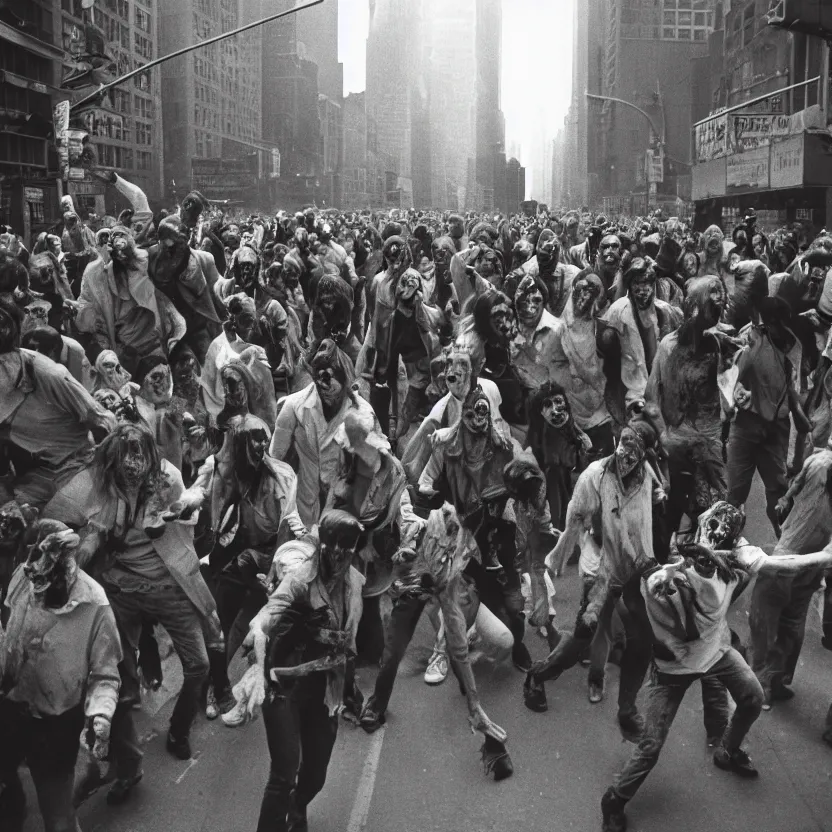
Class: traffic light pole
69,0,325,113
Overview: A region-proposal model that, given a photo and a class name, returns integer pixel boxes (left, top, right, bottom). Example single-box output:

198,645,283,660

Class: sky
337,0,574,192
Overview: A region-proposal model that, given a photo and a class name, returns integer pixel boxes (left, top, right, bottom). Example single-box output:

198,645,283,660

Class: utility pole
69,0,325,113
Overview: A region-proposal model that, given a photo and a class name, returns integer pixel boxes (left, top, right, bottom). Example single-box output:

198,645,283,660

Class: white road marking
174,753,202,784
346,726,386,832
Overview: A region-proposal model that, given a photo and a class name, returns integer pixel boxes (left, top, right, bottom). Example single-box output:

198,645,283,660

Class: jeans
727,410,789,533
533,574,652,719
256,674,338,832
0,700,84,832
216,554,269,663
750,569,824,693
105,581,209,745
613,648,764,802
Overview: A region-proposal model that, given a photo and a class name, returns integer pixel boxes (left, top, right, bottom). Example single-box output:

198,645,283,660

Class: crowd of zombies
3,169,832,832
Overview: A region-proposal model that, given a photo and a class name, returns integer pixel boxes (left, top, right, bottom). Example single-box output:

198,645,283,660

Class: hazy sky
338,0,574,182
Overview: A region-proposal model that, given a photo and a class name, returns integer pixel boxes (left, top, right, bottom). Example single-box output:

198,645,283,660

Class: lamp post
586,90,664,214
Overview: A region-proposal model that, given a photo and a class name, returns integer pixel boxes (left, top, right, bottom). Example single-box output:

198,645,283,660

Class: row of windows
195,83,220,108
194,130,218,158
194,104,220,131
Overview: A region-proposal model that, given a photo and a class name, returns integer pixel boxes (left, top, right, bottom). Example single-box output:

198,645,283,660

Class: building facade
572,0,718,216
691,1,832,233
59,0,164,216
0,0,63,242
160,0,263,205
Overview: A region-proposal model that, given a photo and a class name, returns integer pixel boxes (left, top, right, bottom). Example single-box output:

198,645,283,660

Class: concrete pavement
20,474,832,832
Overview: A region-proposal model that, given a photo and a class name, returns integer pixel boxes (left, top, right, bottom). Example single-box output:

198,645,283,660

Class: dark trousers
256,674,338,832
106,582,209,762
750,569,824,693
465,559,526,648
727,410,789,533
367,592,430,716
613,648,764,802
533,575,652,718
0,700,84,832
215,555,269,664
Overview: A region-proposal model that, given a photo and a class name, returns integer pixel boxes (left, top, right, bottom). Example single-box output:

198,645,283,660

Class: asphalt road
20,473,832,832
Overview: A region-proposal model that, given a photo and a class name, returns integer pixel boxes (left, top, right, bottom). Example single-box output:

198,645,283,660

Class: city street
21,475,832,832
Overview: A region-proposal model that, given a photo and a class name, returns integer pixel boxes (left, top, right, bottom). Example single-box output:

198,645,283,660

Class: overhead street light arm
585,91,665,144
70,0,325,112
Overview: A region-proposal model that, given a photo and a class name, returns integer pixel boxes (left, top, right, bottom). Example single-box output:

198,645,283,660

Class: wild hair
92,422,161,502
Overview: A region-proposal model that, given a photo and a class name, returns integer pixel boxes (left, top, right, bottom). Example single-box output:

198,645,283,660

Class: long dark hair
91,422,161,505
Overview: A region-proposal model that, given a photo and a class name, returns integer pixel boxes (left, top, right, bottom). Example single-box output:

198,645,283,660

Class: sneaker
424,650,449,685
511,641,533,673
713,747,759,778
588,681,604,704
106,772,143,806
205,685,220,720
618,712,645,743
166,731,192,761
601,787,628,832
221,699,248,727
523,671,548,713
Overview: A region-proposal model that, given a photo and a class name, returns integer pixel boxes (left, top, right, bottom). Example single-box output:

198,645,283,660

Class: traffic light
767,1,832,38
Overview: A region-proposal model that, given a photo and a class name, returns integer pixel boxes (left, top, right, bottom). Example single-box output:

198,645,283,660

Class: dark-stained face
445,352,472,400
462,393,490,435
222,366,249,411
449,218,464,239
614,427,644,477
314,366,345,409
682,251,699,278
245,426,269,468
237,259,257,289
516,281,544,327
230,303,257,341
489,301,513,341
630,273,656,310
109,229,135,265
94,388,122,414
542,393,569,428
476,248,501,280
24,530,78,609
599,235,622,270
118,428,151,491
572,277,601,318
705,281,726,325
141,363,172,406
536,236,557,267
171,350,198,386
396,269,421,303
97,352,131,391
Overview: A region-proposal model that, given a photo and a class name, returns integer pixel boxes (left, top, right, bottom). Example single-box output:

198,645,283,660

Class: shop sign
796,209,814,221
726,146,770,190
770,136,804,189
695,114,728,162
23,187,44,203
728,114,791,153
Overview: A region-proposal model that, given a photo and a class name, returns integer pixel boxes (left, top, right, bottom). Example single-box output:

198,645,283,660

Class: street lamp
586,90,664,214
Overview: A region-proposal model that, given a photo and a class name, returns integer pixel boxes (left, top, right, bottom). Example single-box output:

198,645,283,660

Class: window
137,151,152,171
134,66,150,91
134,33,153,60
135,6,152,33
134,96,153,119
620,1,715,40
135,121,152,145
112,89,132,114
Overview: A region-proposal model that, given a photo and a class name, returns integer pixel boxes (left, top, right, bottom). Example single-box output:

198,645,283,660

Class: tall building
365,0,414,207
261,0,343,208
59,0,164,216
0,0,62,242
422,0,476,210
692,2,832,232
160,0,263,203
474,0,506,212
588,0,717,215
